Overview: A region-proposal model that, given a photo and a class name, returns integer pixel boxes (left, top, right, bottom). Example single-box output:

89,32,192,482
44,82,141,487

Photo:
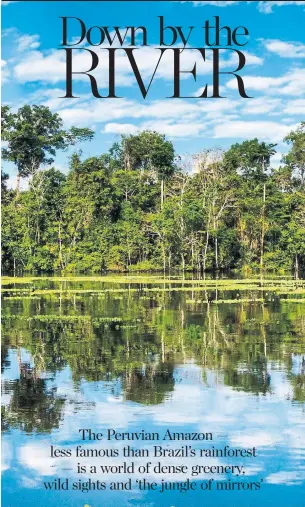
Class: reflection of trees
124,362,175,404
184,306,273,395
178,300,304,397
289,372,305,403
224,362,271,395
2,286,305,420
1,339,10,374
287,356,305,403
2,361,65,433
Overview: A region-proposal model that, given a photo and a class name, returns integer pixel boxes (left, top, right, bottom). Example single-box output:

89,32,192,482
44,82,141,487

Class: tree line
1,105,305,275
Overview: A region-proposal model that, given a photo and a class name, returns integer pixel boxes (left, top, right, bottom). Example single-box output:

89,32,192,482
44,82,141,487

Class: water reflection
2,361,65,433
1,276,305,506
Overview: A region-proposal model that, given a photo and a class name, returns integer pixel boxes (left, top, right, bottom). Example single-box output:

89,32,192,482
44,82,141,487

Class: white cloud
139,98,238,120
226,68,305,97
12,45,176,86
103,119,207,139
14,50,64,84
1,441,12,472
13,47,140,86
140,100,201,119
6,173,29,191
1,59,10,83
58,96,240,138
283,99,305,115
4,359,304,492
263,39,305,58
257,1,305,14
191,1,240,6
1,28,16,37
242,97,282,115
26,87,92,112
59,99,138,127
278,69,305,96
242,51,264,66
227,75,285,92
19,443,56,476
34,90,299,141
266,471,305,485
213,120,296,142
190,1,305,13
20,476,40,489
140,119,206,138
103,123,139,135
231,431,280,448
37,93,218,124
17,34,40,52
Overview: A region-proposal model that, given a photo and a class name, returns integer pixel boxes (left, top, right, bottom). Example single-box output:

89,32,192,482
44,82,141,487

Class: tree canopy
1,106,305,276
1,105,94,192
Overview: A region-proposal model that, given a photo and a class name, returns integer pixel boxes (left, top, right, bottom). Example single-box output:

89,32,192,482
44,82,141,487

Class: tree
279,192,305,277
191,149,236,272
224,139,277,269
28,168,66,271
224,138,276,180
116,203,147,269
2,108,305,275
61,154,116,272
121,131,176,207
284,123,305,186
1,170,11,204
1,105,94,193
148,199,179,272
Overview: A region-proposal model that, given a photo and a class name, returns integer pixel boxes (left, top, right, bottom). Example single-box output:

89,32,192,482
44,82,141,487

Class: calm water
1,275,305,507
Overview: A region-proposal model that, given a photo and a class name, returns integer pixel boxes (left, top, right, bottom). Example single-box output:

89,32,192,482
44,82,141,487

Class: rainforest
1,104,305,276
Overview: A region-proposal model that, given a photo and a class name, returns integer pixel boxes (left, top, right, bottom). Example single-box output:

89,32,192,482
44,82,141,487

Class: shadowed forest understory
1,105,305,275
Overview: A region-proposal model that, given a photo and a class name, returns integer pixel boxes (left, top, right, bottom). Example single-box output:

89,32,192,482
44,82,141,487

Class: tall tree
284,123,305,186
1,170,10,205
121,131,176,207
192,149,236,271
1,105,94,193
224,139,277,269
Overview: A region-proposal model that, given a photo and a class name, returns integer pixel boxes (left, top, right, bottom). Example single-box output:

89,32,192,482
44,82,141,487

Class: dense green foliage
1,105,305,275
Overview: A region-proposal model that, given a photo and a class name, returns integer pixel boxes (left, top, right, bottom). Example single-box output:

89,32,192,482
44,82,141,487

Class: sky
2,0,305,187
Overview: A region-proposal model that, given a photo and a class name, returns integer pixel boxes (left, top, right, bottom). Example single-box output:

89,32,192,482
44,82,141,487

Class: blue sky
2,1,305,187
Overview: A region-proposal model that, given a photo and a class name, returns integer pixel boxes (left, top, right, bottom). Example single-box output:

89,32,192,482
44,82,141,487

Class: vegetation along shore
2,105,305,275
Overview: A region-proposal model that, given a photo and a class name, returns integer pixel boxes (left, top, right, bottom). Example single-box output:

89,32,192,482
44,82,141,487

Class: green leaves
1,113,305,275
121,130,176,177
224,138,277,181
1,105,94,183
284,123,305,185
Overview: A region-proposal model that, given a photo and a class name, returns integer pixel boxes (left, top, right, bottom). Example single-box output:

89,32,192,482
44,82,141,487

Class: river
1,275,305,506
